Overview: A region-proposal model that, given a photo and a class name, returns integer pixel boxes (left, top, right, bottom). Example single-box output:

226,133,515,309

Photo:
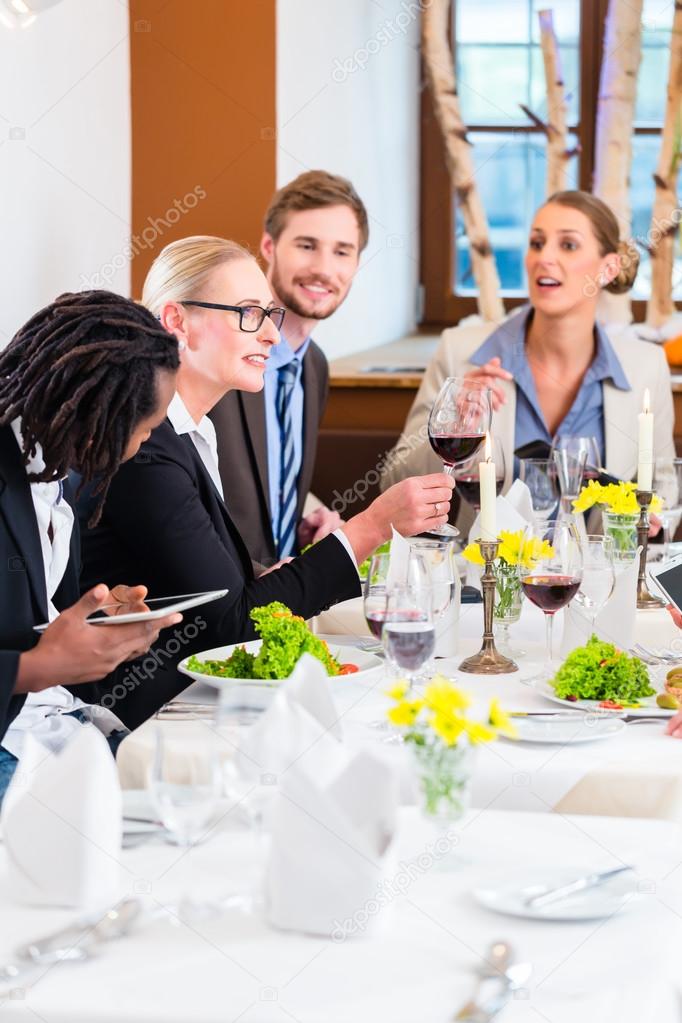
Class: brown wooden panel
128,0,276,297
322,386,418,432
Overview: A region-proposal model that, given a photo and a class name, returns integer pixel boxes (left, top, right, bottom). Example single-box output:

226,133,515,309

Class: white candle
637,388,654,491
479,432,497,541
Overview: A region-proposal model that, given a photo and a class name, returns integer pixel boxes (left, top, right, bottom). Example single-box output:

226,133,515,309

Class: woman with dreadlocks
77,238,453,727
0,289,182,801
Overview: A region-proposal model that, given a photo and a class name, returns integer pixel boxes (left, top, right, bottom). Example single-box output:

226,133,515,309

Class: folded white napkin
266,747,399,938
560,548,641,655
1,726,122,909
386,525,410,589
238,653,346,782
466,480,534,588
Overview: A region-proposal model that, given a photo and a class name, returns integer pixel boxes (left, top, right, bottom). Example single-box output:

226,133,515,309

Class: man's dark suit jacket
209,340,328,565
0,425,81,742
78,419,360,727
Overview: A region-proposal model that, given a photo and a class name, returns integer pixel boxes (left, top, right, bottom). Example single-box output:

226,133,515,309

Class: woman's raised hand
464,357,513,411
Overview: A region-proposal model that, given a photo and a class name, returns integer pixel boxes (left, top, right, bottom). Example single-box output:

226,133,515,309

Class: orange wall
128,0,276,297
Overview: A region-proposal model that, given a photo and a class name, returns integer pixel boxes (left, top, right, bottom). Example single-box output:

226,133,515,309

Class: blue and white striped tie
275,359,300,557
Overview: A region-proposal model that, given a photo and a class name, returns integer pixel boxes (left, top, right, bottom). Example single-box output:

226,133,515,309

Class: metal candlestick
635,489,666,609
459,538,518,674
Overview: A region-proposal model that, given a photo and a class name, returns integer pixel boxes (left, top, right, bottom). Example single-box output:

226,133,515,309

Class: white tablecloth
0,808,680,1022
118,600,682,822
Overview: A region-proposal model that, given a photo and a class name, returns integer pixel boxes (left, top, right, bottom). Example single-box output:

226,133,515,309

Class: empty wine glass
148,721,222,847
427,376,492,537
519,458,559,537
551,435,601,480
409,538,459,668
363,551,431,641
654,457,682,559
453,434,506,510
552,448,587,519
382,584,435,689
520,520,583,672
574,535,616,633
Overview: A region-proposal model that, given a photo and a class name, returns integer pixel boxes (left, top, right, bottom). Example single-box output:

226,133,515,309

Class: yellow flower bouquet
462,530,554,636
386,675,516,821
572,481,660,556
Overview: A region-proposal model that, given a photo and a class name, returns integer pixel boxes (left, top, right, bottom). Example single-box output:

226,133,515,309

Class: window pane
455,131,580,295
457,0,580,125
636,1,674,125
629,134,682,299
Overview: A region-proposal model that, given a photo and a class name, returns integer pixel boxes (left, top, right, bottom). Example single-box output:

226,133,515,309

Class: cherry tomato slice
338,663,359,674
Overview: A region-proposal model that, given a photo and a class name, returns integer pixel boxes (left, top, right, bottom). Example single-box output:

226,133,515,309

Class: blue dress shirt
469,307,631,471
264,333,311,551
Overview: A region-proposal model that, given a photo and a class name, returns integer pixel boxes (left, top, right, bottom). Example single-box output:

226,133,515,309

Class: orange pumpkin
664,335,682,366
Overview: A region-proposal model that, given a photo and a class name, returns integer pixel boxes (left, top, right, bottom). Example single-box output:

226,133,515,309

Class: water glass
382,584,435,687
654,457,682,559
575,535,616,631
519,458,559,536
148,721,222,847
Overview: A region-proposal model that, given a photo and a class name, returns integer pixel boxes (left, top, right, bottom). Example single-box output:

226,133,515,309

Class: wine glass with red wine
454,435,506,510
519,520,583,672
427,376,492,537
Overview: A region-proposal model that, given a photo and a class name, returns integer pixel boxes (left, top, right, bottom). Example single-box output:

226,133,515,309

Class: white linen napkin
560,549,641,655
386,525,410,589
1,726,122,909
266,747,399,938
238,653,346,782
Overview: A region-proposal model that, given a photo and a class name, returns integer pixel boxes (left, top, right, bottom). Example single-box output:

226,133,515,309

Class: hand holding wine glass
427,376,492,538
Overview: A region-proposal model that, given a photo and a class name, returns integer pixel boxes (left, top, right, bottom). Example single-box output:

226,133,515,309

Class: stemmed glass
409,539,458,669
520,520,583,672
382,584,435,689
453,435,506,511
654,457,682,559
574,535,616,633
519,458,559,537
427,376,492,537
551,435,601,480
552,448,587,522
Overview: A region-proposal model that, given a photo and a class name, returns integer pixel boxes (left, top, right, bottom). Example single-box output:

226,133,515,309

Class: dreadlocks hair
0,290,179,525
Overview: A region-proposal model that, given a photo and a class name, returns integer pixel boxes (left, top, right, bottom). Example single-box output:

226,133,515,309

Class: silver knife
526,865,633,909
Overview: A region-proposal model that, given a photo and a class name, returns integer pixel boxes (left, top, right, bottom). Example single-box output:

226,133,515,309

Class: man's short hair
264,170,369,251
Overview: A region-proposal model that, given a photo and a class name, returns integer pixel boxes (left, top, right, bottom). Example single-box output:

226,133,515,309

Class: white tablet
649,556,682,611
33,589,229,632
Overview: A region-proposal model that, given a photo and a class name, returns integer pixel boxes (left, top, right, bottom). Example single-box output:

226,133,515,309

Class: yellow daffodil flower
430,711,467,746
423,676,471,714
573,480,661,516
464,720,497,744
387,699,424,727
489,698,518,739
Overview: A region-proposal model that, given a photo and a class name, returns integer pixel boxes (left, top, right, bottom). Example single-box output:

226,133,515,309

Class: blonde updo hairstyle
142,235,255,316
545,191,639,294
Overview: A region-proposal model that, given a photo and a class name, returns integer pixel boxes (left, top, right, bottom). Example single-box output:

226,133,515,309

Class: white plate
474,868,639,921
525,676,674,717
505,714,626,744
178,639,382,690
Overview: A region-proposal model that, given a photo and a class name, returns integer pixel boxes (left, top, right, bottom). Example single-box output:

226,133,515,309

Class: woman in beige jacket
381,191,675,531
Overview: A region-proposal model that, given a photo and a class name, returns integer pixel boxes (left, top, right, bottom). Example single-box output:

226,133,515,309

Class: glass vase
411,740,472,823
493,561,524,658
601,511,639,566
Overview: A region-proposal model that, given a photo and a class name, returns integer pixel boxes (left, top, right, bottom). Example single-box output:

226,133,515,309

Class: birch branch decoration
538,8,570,195
593,0,644,323
646,3,682,326
421,0,504,322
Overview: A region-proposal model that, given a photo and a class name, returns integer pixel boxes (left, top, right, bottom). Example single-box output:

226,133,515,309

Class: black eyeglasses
181,301,285,333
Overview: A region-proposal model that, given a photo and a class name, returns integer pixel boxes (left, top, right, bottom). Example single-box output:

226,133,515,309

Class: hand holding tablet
34,590,228,632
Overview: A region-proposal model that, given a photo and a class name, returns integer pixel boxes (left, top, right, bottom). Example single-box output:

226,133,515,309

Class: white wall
0,0,130,346
276,0,421,360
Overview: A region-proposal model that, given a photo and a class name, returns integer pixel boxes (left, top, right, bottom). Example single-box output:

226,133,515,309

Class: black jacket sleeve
80,429,361,653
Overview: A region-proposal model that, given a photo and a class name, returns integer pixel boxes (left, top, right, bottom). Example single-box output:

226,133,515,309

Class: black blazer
78,420,361,724
0,425,81,742
209,341,328,565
